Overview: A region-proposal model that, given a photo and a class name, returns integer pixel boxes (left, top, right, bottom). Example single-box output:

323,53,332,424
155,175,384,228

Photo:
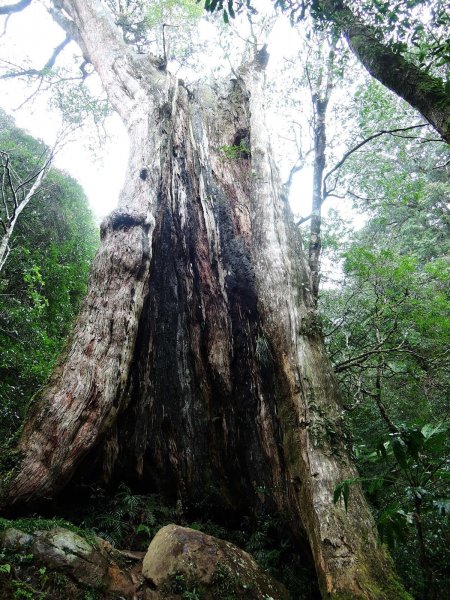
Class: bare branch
296,213,312,226
284,161,303,191
0,13,10,36
0,0,32,15
433,158,450,170
0,33,71,80
0,146,55,272
323,124,429,195
334,343,428,373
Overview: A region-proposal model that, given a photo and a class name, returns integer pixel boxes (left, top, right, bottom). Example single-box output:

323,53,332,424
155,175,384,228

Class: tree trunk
309,95,328,303
323,0,450,143
0,153,51,272
0,2,410,598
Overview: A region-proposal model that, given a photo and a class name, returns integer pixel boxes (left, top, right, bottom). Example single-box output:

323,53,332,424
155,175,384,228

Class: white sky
0,1,129,220
0,1,340,224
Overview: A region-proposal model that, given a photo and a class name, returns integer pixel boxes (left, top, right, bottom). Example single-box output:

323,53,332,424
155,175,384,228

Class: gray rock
31,527,108,587
142,524,290,599
0,527,34,550
0,526,139,596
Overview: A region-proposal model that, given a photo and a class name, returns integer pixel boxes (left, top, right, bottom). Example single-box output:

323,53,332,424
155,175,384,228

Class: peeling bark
1,2,411,598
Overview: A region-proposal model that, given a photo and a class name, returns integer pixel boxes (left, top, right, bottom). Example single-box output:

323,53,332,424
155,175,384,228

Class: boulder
0,526,141,597
142,524,290,599
1,524,291,599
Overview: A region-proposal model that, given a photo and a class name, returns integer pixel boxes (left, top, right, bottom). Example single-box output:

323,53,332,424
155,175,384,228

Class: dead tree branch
0,0,32,15
0,33,71,80
0,148,54,272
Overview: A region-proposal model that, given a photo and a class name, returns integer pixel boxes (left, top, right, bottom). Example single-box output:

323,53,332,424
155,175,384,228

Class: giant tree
0,2,410,598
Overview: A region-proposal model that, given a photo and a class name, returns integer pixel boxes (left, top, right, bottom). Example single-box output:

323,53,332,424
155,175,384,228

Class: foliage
220,140,250,159
320,80,449,598
145,0,203,29
203,0,449,75
81,484,176,548
0,109,98,443
0,542,100,600
333,422,449,597
49,79,110,133
104,0,203,59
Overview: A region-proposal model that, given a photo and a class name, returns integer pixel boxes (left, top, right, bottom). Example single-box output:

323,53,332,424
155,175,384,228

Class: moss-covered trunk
322,0,450,143
0,1,411,598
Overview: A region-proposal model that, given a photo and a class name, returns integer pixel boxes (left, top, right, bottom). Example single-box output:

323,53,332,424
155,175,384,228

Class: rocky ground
0,523,290,599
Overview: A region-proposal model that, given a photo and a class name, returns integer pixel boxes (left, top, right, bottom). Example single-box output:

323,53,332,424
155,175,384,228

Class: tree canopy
203,0,450,142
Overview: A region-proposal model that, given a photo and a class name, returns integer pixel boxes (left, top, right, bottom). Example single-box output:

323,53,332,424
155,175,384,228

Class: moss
298,313,323,338
0,549,94,600
0,517,96,547
211,563,243,599
0,427,25,499
333,549,413,600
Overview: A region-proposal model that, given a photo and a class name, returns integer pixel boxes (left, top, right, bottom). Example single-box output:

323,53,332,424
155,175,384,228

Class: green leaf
377,506,410,547
0,564,11,573
403,427,424,459
333,479,359,511
368,477,384,494
136,524,152,537
333,482,343,505
342,482,350,511
392,439,408,470
377,441,388,460
433,498,450,515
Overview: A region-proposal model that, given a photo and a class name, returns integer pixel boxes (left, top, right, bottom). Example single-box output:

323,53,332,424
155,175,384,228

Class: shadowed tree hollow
0,1,411,598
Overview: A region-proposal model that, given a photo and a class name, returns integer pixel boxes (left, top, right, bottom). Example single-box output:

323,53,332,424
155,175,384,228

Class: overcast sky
0,1,129,219
0,1,321,221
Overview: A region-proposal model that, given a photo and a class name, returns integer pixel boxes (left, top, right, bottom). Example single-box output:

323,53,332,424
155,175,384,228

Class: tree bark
309,93,328,303
323,0,450,143
0,2,410,598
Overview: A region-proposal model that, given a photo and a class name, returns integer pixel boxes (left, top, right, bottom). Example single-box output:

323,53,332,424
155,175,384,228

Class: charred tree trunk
0,1,410,598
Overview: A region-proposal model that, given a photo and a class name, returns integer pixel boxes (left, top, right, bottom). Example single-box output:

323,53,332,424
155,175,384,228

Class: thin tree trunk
413,496,434,599
0,2,411,598
0,155,51,272
307,37,336,303
309,95,327,302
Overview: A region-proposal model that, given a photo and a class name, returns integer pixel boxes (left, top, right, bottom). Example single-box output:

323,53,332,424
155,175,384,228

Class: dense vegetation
0,109,98,443
0,0,448,599
317,82,449,598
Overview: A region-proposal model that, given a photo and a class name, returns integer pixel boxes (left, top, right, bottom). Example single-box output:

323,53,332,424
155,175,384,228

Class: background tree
206,0,450,142
318,81,449,599
0,109,98,444
0,117,55,272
